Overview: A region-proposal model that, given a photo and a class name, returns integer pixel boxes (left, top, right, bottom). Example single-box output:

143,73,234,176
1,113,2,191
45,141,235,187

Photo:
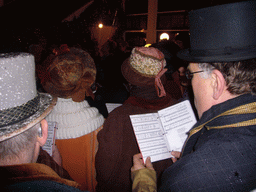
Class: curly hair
198,58,256,95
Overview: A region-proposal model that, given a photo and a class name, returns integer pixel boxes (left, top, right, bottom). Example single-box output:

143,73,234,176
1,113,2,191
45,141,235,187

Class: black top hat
178,0,256,62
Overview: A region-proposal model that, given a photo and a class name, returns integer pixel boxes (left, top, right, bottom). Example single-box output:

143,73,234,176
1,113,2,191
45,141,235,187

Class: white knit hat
46,98,104,139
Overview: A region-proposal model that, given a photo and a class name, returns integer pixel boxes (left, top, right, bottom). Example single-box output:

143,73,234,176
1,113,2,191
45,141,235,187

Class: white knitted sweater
46,98,105,139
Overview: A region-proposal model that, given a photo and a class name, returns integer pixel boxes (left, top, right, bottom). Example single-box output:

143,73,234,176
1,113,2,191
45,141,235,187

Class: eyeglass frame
185,70,204,80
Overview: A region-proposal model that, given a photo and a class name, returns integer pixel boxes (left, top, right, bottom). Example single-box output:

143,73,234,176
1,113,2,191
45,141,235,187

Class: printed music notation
130,100,197,163
42,121,57,156
106,103,122,113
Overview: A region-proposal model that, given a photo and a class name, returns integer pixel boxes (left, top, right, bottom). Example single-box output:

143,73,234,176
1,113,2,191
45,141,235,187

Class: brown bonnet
121,46,167,97
40,45,96,102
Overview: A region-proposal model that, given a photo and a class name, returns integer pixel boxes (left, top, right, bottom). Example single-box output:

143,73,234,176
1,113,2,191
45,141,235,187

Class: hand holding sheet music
130,100,197,163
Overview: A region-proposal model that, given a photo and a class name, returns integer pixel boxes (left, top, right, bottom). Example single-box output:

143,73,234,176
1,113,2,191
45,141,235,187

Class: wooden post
146,0,157,45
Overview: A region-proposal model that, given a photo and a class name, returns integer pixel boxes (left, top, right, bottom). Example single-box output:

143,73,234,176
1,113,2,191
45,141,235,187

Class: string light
160,33,169,41
98,23,103,28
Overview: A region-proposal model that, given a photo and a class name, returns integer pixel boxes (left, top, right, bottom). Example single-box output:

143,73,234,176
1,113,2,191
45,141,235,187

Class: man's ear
37,119,48,147
211,69,226,100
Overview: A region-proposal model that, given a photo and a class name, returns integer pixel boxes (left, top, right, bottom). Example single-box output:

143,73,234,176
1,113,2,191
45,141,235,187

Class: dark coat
1,163,84,192
159,94,256,191
95,93,178,192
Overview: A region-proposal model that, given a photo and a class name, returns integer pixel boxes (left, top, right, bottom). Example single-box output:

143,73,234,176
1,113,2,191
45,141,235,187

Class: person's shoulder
107,102,135,116
4,180,86,192
160,128,256,191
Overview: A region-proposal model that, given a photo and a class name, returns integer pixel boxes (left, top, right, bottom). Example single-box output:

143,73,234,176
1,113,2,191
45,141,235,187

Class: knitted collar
46,98,104,139
129,85,160,100
124,93,177,110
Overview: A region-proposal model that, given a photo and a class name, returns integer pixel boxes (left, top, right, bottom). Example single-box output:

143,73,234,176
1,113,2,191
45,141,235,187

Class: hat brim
178,48,256,63
0,93,57,142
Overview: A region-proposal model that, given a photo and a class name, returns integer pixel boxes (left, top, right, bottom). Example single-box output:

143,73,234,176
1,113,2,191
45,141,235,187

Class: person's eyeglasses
185,70,204,80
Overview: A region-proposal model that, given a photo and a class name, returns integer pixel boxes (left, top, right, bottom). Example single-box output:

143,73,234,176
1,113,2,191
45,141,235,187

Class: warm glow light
160,33,169,41
144,44,152,47
98,23,103,28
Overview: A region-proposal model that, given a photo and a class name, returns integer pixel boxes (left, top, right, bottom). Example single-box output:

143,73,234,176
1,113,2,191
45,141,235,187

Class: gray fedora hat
0,52,57,142
178,0,256,62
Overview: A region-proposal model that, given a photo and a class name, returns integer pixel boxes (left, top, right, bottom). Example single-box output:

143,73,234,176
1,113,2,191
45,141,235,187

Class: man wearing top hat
131,1,256,191
0,53,85,191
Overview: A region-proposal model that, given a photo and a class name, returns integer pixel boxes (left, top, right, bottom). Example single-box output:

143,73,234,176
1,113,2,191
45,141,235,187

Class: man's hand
131,153,154,172
171,151,181,163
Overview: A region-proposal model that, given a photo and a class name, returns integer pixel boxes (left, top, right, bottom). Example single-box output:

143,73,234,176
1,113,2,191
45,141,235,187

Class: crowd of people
1,1,256,191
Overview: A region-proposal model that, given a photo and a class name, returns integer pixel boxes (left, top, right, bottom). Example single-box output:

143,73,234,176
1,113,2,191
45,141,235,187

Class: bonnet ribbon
155,67,167,97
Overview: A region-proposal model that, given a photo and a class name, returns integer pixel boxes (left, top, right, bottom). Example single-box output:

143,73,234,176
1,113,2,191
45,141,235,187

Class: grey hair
0,123,39,161
197,59,256,95
198,63,215,79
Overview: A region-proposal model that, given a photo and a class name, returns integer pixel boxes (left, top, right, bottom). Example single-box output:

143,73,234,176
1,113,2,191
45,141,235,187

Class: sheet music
130,100,197,163
42,121,57,156
158,100,197,151
130,113,172,163
106,103,122,113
